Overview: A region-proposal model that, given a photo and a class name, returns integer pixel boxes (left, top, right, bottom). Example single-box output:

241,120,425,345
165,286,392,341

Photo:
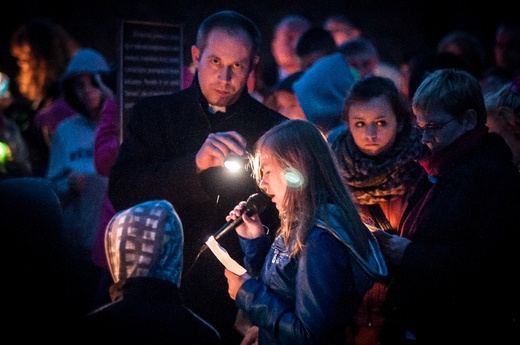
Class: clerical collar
208,104,226,114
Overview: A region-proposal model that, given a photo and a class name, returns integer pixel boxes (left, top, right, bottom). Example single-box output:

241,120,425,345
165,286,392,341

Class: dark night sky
1,0,513,79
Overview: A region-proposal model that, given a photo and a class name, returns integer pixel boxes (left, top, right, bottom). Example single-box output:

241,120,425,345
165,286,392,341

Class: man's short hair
196,10,261,58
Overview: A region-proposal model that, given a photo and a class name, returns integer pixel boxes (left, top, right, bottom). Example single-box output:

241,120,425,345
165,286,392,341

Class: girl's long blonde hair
251,119,372,256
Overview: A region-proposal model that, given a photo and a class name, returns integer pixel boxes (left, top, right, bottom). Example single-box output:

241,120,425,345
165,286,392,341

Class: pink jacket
35,97,76,144
92,98,119,269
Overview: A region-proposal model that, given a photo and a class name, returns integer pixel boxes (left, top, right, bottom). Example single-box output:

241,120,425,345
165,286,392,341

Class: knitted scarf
332,126,424,204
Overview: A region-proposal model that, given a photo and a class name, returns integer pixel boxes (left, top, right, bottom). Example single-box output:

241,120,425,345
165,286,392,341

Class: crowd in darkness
0,0,514,79
1,1,518,344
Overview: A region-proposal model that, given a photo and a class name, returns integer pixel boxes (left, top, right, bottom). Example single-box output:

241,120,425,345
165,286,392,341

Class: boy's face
413,108,469,153
192,28,257,107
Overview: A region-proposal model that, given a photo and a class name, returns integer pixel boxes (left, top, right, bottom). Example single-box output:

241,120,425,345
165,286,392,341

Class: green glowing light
0,142,12,164
284,168,304,188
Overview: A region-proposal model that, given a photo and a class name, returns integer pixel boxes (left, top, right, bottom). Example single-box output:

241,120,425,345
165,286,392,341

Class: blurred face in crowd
323,18,361,46
271,22,309,75
347,95,400,156
275,90,306,120
494,25,520,71
192,28,257,107
74,73,103,117
346,53,378,78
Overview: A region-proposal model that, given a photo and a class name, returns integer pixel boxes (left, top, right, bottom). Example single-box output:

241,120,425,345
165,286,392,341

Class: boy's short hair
412,68,487,125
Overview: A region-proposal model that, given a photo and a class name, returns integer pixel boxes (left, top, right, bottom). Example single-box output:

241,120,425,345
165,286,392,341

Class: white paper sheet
205,236,247,276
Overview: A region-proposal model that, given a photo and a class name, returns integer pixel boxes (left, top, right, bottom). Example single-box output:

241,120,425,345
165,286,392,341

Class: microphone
184,193,271,277
213,192,271,241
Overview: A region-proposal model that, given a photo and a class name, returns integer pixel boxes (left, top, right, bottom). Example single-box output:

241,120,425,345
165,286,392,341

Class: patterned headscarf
105,200,183,288
331,126,424,204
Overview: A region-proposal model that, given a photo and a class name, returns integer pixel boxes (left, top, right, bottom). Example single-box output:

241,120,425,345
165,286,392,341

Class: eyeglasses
414,118,457,134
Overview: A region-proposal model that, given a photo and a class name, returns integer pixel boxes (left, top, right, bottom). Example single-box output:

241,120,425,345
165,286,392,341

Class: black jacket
81,277,221,345
383,133,520,344
108,77,285,343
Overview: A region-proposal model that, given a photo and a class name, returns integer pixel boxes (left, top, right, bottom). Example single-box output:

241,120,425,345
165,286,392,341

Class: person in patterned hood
80,200,222,345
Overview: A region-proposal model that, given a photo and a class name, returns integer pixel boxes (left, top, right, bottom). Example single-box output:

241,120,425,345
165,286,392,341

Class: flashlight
224,152,248,173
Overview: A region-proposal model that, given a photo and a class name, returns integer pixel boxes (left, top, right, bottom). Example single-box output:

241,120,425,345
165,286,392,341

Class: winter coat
236,204,387,345
384,131,520,344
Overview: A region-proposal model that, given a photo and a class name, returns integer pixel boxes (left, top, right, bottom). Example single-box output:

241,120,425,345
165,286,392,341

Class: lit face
258,149,287,212
275,91,306,120
413,108,468,153
348,95,400,156
192,28,256,107
74,73,103,115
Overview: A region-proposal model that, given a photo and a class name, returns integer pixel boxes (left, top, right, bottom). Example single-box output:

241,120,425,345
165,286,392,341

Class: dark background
1,0,513,82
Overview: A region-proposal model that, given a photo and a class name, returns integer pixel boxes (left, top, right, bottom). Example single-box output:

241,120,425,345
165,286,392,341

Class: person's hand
224,268,251,300
195,131,247,172
372,229,411,265
239,325,259,345
225,200,265,239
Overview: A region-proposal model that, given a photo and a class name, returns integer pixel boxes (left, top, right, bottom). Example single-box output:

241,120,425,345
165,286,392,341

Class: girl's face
73,73,103,115
347,95,400,156
258,148,287,212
